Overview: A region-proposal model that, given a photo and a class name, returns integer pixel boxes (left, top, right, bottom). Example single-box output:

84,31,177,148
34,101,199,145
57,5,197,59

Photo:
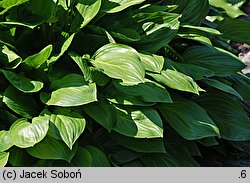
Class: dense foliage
0,0,250,167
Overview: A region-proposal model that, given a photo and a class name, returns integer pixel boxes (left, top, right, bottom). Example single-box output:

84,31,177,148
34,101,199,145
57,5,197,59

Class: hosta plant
0,0,250,167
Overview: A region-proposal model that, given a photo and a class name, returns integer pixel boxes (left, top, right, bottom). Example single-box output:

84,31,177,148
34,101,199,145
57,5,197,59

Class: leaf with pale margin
148,70,204,95
3,70,43,93
92,43,145,84
49,108,86,149
0,131,13,152
10,117,49,148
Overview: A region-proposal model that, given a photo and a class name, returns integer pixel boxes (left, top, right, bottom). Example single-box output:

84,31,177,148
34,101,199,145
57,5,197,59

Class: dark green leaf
69,147,92,167
82,97,116,132
0,45,21,68
167,60,214,80
183,46,246,76
0,0,29,15
3,86,39,119
111,132,166,153
196,91,250,141
3,70,43,93
8,147,36,166
159,96,220,140
179,0,209,25
218,18,250,45
27,136,77,162
228,73,250,102
84,146,111,167
202,78,243,100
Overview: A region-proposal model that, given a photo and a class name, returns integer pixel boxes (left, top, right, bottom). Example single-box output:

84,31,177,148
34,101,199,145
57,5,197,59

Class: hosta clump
0,0,250,167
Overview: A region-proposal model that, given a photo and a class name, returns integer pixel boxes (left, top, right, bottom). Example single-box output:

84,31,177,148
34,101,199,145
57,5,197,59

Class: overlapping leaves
0,0,250,167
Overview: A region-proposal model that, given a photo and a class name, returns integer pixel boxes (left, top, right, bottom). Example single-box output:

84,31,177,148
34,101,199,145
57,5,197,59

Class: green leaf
139,52,165,73
84,146,111,167
107,94,155,106
40,74,97,107
69,52,110,86
179,0,209,25
27,136,77,162
26,0,56,21
0,108,18,124
0,130,13,152
69,147,92,167
218,18,250,47
87,67,110,86
183,46,246,76
181,25,221,35
110,28,141,42
228,73,250,102
134,12,180,53
167,60,214,80
159,96,220,140
82,97,116,132
111,132,166,153
113,79,172,103
148,70,204,95
3,86,39,119
54,145,110,167
164,141,200,166
0,44,22,68
140,142,200,167
9,117,49,148
202,78,243,100
110,149,142,165
113,106,164,138
49,108,86,149
92,43,145,84
8,147,36,166
70,0,102,32
196,91,250,141
104,84,155,106
0,20,43,29
197,137,219,147
23,45,53,69
209,0,246,18
0,152,9,167
69,52,92,81
3,70,44,93
48,34,75,65
0,0,29,15
178,33,212,45
140,153,178,167
102,0,146,13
